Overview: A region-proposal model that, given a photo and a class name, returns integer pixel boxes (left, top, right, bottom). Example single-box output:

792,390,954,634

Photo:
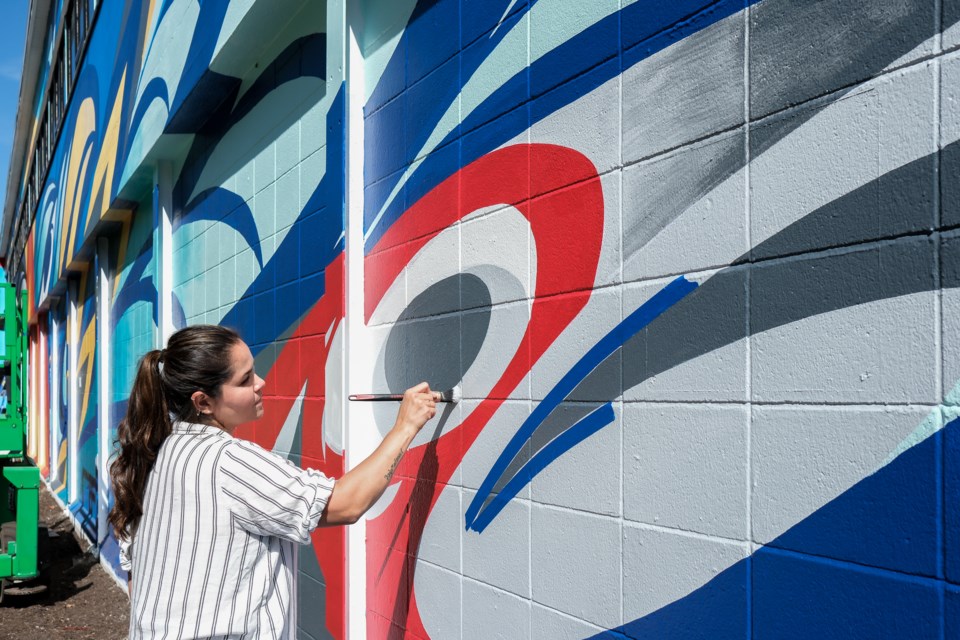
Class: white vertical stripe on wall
96,236,112,547
155,161,175,343
67,278,79,504
38,317,47,473
49,311,60,487
345,10,368,639
28,328,37,458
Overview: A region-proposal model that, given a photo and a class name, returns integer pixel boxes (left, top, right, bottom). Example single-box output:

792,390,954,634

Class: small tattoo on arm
385,450,404,481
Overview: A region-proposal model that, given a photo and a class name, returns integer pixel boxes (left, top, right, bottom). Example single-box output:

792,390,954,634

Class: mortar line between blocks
618,131,626,630
743,5,755,637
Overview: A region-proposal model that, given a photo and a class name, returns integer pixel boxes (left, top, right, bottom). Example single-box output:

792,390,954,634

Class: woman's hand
394,382,437,435
320,382,439,525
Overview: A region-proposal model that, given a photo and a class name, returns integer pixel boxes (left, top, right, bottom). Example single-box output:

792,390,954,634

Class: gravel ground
0,483,129,639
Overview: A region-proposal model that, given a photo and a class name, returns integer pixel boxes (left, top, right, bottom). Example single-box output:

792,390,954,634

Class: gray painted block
459,301,531,400
750,0,937,119
532,287,621,402
531,505,620,627
417,485,462,572
752,405,937,575
751,238,937,404
595,171,622,289
623,12,744,162
623,404,747,540
751,65,935,260
622,271,748,402
379,314,464,396
462,578,531,640
945,235,960,397
622,525,747,630
463,490,530,597
623,129,746,281
942,55,960,229
948,0,960,50
461,400,532,498
462,207,530,307
531,603,605,640
415,561,462,640
531,403,621,517
405,237,462,318
530,73,620,177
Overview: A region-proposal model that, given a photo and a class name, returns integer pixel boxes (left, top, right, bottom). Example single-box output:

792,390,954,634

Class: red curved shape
365,144,605,638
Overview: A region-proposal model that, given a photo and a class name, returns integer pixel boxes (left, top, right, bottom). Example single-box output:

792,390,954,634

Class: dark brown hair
108,325,242,539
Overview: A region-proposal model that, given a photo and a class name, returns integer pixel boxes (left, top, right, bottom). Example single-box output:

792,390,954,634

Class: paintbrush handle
349,388,460,403
348,394,405,402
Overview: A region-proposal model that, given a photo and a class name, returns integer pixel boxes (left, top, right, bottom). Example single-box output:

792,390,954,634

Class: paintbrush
349,385,461,403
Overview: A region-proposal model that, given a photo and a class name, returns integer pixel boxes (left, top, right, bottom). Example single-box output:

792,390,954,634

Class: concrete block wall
359,0,960,637
17,0,960,637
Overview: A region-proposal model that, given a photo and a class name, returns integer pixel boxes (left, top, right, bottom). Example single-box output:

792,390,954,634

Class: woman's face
207,341,264,432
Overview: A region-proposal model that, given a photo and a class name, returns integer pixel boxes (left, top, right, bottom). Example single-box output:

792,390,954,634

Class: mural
15,0,960,638
23,1,349,636
358,0,960,638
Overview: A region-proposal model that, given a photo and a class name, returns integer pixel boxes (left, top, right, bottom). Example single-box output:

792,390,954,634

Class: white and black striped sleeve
218,440,336,544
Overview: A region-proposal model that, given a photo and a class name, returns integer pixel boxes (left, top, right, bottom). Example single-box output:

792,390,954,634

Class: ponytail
108,350,171,538
109,325,241,539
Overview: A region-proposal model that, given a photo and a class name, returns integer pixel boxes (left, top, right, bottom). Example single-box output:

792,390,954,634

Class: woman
109,325,437,639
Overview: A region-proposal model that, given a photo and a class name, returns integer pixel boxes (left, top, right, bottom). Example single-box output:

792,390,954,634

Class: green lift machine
0,282,42,603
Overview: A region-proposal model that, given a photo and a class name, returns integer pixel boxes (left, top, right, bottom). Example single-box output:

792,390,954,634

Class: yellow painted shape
88,69,127,227
77,313,97,432
58,98,97,274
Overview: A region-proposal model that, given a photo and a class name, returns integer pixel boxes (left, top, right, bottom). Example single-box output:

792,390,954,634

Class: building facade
2,0,959,638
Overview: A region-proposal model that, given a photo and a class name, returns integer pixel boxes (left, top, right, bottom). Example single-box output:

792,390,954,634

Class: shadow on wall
587,418,959,640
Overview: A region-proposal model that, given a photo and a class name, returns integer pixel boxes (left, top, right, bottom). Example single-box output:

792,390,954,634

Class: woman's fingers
397,383,438,432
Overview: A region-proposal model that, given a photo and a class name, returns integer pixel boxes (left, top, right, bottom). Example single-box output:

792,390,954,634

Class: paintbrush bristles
437,385,461,404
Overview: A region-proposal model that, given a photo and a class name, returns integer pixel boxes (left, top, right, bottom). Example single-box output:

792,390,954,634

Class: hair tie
157,349,166,375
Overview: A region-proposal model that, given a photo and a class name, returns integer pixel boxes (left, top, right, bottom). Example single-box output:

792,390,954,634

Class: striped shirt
119,422,336,639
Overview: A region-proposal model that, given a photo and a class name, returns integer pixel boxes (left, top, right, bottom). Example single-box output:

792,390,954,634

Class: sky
0,2,30,236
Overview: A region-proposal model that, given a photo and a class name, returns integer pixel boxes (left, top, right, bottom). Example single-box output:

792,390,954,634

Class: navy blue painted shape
752,549,940,639
947,586,960,640
168,0,231,122
465,276,698,532
111,243,157,329
529,3,618,99
768,420,940,576
619,559,747,640
406,0,460,86
461,0,532,49
177,188,263,267
470,402,616,533
364,0,761,251
585,419,957,639
405,55,461,162
125,76,169,157
947,416,960,582
219,85,346,355
364,88,407,184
